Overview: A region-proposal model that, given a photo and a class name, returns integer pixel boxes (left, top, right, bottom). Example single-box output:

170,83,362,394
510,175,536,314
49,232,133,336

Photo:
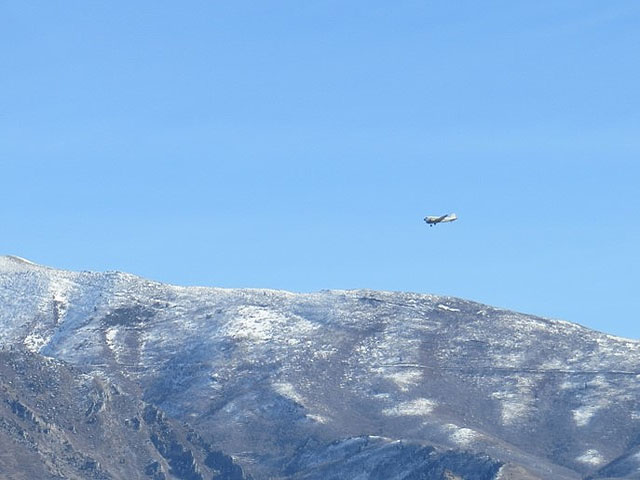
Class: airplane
424,213,457,227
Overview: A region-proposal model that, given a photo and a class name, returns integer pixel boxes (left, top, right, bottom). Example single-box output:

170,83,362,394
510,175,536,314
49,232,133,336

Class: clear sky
2,2,639,338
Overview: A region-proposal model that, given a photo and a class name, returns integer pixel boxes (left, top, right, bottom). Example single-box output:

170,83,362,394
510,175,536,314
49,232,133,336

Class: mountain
1,255,640,479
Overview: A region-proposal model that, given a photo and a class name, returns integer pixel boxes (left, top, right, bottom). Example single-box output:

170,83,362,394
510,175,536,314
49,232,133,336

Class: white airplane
424,213,457,227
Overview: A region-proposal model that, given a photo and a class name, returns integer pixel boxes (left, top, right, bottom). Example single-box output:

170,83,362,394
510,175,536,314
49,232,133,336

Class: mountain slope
0,348,249,480
1,255,640,479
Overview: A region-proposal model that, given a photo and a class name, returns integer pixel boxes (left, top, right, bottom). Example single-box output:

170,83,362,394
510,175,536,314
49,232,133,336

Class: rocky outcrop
0,348,250,480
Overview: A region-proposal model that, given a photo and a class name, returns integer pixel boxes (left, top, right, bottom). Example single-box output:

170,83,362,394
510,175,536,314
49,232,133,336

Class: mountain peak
0,255,47,272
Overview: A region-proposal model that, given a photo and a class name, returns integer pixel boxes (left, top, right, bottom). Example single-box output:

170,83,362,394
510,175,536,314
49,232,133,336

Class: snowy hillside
1,255,640,479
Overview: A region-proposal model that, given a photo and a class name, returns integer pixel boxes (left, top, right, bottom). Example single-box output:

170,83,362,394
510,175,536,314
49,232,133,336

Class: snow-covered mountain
1,255,639,479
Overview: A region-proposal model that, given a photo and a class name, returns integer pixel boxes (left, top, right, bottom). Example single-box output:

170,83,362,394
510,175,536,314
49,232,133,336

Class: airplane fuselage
424,213,457,226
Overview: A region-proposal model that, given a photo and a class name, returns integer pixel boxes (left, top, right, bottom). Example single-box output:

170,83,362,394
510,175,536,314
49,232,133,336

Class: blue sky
2,2,639,338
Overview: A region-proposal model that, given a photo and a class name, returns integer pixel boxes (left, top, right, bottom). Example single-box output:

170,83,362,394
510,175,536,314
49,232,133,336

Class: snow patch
23,333,47,353
383,398,436,416
273,382,305,405
306,413,328,424
437,304,460,312
443,424,479,446
386,369,423,392
492,390,529,424
573,404,603,427
313,348,337,360
491,377,536,425
223,306,317,343
498,396,527,424
105,327,118,351
573,379,611,427
559,380,578,390
576,449,604,466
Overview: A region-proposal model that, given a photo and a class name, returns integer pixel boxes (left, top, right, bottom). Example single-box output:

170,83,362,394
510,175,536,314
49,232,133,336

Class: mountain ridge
2,255,639,479
1,254,626,341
